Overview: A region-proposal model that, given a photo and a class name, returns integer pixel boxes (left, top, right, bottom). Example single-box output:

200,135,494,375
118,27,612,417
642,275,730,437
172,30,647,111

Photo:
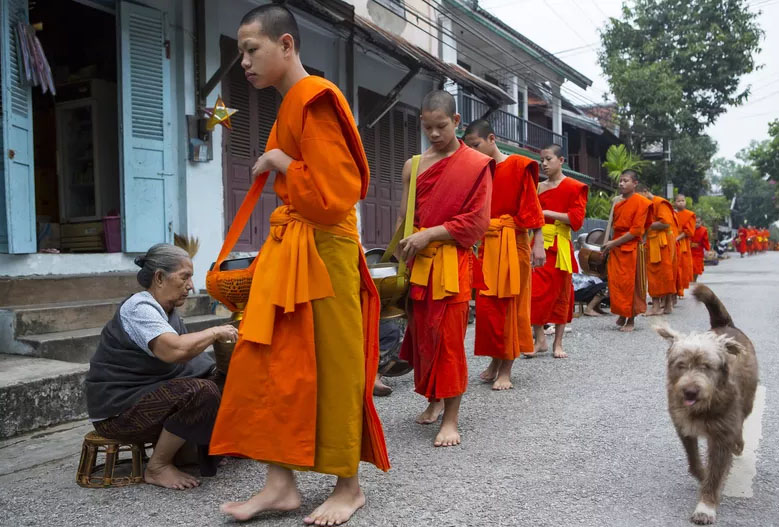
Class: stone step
15,313,231,363
0,273,141,307
1,294,213,338
0,354,89,439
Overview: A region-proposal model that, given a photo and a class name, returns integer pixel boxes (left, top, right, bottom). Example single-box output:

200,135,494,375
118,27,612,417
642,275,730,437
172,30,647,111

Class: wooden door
359,88,419,249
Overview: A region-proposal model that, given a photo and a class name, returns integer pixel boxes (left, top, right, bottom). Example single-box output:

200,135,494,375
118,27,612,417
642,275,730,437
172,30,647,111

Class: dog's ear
721,336,746,356
653,322,679,342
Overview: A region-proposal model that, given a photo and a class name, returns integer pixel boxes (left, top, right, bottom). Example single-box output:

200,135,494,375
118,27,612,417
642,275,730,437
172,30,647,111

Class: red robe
675,209,696,296
475,155,544,359
400,141,493,399
530,176,588,325
737,227,748,255
691,225,710,276
608,193,652,317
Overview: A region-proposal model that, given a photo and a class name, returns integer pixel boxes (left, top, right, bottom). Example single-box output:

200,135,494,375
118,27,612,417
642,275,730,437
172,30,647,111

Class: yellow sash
646,228,671,264
409,228,460,300
241,205,359,345
541,221,573,273
481,215,521,298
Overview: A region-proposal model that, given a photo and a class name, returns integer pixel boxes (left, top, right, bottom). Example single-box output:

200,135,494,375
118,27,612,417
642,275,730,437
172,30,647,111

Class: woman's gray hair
134,243,191,288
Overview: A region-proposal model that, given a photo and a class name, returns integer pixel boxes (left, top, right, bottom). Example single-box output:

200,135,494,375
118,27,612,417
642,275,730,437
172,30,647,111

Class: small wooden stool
76,431,147,488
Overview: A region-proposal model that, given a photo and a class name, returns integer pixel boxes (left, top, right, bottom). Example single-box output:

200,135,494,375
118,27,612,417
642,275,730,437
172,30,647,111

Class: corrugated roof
353,15,515,107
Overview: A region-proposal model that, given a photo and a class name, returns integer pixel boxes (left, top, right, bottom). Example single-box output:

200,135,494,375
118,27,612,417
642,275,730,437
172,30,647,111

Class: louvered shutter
118,1,174,252
0,0,36,253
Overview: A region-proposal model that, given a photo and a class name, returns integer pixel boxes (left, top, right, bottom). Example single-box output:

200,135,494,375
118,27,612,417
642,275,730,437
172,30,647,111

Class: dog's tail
692,284,734,329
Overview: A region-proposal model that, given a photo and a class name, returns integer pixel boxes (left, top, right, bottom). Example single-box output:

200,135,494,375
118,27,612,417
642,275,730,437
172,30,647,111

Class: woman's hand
212,324,239,343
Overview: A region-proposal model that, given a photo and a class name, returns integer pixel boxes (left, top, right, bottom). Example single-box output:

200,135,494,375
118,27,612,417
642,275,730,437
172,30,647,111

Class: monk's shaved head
542,143,564,158
636,183,650,193
464,119,494,139
621,169,639,182
422,90,456,118
240,4,301,52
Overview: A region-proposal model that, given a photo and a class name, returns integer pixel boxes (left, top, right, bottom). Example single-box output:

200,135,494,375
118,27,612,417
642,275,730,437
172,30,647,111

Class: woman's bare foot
220,476,301,521
416,400,444,424
479,358,499,382
583,308,601,317
434,420,461,447
304,477,365,526
144,463,200,490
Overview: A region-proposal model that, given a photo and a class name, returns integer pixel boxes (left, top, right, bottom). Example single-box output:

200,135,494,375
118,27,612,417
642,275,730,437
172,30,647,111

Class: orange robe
399,141,493,399
530,177,588,325
691,225,710,276
646,196,677,297
737,227,748,255
675,209,696,296
747,228,757,254
608,193,652,318
475,155,544,360
210,76,389,476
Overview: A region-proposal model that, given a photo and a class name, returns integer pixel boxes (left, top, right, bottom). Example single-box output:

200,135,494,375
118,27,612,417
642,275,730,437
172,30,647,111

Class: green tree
745,119,779,180
693,195,730,238
586,191,613,220
599,0,763,139
638,135,718,200
602,144,649,183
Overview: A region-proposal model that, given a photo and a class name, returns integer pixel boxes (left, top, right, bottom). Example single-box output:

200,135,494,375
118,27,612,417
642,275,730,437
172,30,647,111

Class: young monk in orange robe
638,185,677,316
397,91,492,447
691,217,710,281
210,7,388,525
601,170,652,332
463,119,545,391
737,226,748,257
674,194,696,297
530,145,588,358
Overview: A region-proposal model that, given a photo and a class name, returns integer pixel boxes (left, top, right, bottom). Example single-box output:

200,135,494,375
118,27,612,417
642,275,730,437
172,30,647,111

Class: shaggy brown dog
656,284,758,525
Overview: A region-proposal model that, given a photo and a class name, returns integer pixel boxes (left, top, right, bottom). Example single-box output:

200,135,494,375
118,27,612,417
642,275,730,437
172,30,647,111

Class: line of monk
202,5,760,525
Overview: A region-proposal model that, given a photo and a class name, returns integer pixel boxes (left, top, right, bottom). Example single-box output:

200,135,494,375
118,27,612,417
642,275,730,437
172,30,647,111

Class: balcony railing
457,91,568,158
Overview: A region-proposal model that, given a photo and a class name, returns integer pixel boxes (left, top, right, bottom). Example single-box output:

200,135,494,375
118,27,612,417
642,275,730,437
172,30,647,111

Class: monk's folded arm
610,232,636,248
650,221,670,230
285,96,362,224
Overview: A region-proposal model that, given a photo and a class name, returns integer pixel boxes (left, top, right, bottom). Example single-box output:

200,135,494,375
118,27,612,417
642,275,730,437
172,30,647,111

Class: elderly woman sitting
85,243,238,490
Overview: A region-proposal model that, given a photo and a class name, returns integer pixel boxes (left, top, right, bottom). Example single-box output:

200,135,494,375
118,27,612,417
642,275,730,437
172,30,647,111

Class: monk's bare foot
646,309,663,317
416,400,444,424
304,479,365,526
619,320,635,332
479,359,499,382
492,373,513,390
583,308,601,317
144,463,200,490
553,345,568,359
664,305,673,314
434,421,461,447
220,479,301,521
616,316,626,326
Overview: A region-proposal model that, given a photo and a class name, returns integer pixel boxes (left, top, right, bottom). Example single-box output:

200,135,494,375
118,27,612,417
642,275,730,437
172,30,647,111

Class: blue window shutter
0,0,36,254
119,1,173,253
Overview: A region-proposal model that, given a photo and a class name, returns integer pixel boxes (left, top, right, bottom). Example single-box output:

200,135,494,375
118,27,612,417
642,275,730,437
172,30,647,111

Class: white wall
0,253,138,277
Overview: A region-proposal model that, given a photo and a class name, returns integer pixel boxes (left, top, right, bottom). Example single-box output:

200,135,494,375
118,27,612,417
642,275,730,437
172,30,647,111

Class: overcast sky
478,0,779,160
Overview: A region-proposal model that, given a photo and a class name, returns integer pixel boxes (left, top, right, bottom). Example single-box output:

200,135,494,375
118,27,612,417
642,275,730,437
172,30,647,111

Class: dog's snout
683,388,699,401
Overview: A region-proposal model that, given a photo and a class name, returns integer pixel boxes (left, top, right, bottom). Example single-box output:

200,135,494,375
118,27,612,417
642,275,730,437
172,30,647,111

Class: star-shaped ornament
204,95,237,131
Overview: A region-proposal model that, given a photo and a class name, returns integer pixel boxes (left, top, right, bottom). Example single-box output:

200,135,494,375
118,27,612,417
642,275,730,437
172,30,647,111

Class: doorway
30,0,120,252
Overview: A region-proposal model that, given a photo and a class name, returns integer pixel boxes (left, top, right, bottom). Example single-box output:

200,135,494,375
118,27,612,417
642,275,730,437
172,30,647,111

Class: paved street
1,252,777,527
